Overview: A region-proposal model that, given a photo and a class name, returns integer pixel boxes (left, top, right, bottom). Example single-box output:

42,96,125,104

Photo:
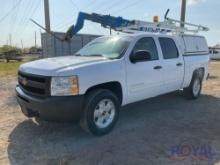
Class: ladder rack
64,10,209,40
116,10,209,34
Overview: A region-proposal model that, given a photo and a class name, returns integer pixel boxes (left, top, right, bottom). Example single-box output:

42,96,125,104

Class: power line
54,0,82,30
54,0,106,30
14,0,35,39
18,0,36,27
83,0,99,11
53,0,79,30
112,0,142,14
87,0,109,13
56,0,142,35
98,0,121,13
0,0,22,23
17,0,42,42
9,0,16,32
10,0,22,33
69,0,79,9
56,0,103,34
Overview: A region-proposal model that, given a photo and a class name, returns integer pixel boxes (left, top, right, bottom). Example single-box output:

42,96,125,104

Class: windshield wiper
88,54,105,57
75,54,82,56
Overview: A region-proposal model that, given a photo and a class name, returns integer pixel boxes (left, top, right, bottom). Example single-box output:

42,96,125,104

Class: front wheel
183,75,202,99
80,89,120,136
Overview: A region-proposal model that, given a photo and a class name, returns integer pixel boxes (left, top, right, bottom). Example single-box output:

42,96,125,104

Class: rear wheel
80,89,120,136
184,74,202,99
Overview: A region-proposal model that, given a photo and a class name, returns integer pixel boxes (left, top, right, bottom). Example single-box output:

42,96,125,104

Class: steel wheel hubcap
93,99,116,129
193,79,201,96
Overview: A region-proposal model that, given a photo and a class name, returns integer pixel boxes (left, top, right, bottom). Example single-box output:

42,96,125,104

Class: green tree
0,45,21,54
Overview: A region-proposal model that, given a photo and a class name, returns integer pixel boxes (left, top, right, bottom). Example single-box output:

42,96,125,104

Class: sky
0,0,219,48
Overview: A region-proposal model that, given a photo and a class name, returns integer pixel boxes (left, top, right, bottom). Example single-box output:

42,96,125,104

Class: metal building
41,32,101,57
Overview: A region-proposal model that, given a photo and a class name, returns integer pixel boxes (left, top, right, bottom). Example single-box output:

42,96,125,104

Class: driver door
126,37,164,104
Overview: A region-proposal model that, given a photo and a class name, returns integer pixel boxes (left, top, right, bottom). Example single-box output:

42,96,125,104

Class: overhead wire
17,0,42,44
55,0,109,30
18,0,36,27
98,0,121,14
82,0,99,11
53,0,80,30
57,0,142,35
55,0,104,35
70,0,104,34
88,0,109,12
10,0,22,34
112,0,143,14
54,0,96,29
0,0,22,23
9,0,16,33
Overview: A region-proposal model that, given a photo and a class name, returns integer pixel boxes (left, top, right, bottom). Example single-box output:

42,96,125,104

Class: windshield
76,36,131,59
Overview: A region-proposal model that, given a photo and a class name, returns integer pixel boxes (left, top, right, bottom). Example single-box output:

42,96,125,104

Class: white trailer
210,48,220,60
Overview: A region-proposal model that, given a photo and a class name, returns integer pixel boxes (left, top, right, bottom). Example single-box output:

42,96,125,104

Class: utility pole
180,0,186,28
44,0,51,32
21,40,24,54
9,34,12,46
35,31,37,48
21,40,24,49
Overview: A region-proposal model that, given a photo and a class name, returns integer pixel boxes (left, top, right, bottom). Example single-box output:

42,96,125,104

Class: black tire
80,89,120,136
183,73,202,99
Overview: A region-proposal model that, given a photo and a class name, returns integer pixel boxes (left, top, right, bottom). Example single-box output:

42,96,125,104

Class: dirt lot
0,61,220,165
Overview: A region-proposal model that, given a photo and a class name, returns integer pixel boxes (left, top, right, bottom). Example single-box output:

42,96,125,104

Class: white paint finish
182,35,209,54
155,36,185,93
159,58,185,93
19,56,108,76
19,33,210,106
71,59,127,105
182,55,209,88
124,35,165,104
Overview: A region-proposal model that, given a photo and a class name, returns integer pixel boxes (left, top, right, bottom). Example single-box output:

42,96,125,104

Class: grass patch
0,61,24,76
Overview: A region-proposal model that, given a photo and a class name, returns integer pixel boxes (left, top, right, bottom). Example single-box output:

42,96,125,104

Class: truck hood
19,56,107,76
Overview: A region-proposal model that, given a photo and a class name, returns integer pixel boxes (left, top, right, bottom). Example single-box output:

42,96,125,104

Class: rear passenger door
158,37,184,92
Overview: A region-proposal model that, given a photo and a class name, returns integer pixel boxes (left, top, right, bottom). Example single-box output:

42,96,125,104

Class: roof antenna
164,9,170,20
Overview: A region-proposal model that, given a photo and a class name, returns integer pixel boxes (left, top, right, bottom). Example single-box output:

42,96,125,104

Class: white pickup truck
16,33,209,135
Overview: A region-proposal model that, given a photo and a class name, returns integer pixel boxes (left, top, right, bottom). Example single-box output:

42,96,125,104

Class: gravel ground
0,61,220,165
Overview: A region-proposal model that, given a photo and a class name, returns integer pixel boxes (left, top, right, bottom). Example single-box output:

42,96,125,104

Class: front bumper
15,86,84,122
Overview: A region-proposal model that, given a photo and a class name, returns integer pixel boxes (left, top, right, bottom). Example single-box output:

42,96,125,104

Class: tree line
0,45,42,55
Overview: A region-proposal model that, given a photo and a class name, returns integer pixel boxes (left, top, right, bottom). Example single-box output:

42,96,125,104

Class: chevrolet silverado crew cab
16,33,209,136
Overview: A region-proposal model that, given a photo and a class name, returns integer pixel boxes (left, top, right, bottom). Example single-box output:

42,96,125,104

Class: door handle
176,63,183,67
154,66,162,70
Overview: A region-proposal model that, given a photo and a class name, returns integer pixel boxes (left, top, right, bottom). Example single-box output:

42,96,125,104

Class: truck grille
18,72,50,97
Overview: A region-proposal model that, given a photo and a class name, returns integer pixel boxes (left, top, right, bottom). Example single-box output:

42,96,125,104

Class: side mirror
130,50,151,63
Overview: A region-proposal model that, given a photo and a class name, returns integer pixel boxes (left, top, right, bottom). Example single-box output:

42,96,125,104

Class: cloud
187,0,206,6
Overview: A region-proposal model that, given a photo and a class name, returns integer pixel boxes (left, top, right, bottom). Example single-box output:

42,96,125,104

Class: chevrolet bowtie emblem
21,78,28,86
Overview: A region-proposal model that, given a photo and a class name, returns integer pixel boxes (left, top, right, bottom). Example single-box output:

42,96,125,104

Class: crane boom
64,11,209,41
64,12,134,40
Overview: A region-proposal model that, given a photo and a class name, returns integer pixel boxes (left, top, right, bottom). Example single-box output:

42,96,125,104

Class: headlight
51,76,79,96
